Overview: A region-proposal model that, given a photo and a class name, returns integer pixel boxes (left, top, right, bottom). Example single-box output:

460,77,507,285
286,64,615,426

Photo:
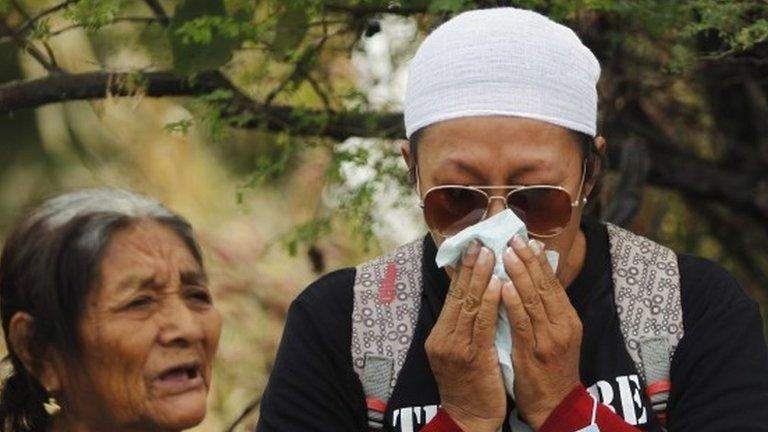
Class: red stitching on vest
366,397,387,413
646,380,671,396
379,262,397,304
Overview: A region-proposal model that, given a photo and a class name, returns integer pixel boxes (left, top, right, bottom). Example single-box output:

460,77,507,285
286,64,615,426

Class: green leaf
272,3,309,59
280,217,332,256
64,0,126,32
28,19,52,41
170,0,242,75
733,18,768,51
427,0,471,14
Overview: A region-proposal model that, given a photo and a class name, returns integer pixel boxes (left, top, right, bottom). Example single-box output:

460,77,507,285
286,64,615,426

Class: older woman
258,6,768,432
0,188,221,432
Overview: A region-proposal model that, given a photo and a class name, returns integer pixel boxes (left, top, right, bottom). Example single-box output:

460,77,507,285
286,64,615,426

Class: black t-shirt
256,218,768,431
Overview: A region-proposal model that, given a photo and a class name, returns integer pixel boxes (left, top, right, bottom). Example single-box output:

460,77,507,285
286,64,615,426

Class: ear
8,312,62,393
585,135,606,197
399,139,414,171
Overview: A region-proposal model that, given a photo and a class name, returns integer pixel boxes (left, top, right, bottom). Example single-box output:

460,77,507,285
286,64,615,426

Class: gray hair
28,188,176,231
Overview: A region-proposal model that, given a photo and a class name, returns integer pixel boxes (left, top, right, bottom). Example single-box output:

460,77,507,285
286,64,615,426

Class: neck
560,228,587,289
48,414,174,432
49,412,90,432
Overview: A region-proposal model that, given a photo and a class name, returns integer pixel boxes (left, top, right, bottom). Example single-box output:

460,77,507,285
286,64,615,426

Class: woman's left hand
502,235,583,430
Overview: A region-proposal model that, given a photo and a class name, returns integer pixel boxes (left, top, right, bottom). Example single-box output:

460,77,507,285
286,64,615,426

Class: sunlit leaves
64,0,127,32
427,0,472,14
28,19,52,41
732,18,768,51
170,0,243,75
272,2,310,59
281,217,332,256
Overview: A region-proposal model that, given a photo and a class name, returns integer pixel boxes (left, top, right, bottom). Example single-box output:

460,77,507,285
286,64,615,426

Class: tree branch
0,70,231,111
602,138,649,226
46,17,159,38
0,69,766,227
325,3,428,16
0,15,60,72
9,0,32,20
16,0,79,35
142,0,171,27
688,200,768,287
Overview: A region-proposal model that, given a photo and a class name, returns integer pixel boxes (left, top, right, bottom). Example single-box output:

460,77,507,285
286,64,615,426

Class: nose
157,294,206,347
485,195,508,218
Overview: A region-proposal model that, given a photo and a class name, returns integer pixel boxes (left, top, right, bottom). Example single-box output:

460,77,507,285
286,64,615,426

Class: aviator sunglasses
417,160,588,238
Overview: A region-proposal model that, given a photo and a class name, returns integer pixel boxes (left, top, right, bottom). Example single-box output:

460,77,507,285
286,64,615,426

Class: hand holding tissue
435,209,559,401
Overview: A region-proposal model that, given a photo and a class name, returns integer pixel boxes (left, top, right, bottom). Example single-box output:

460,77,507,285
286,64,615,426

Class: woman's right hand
425,242,506,432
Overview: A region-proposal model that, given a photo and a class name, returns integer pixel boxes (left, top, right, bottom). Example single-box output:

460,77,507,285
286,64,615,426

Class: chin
151,391,209,430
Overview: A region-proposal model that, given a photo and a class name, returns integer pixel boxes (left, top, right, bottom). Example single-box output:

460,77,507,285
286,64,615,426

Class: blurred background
0,0,767,430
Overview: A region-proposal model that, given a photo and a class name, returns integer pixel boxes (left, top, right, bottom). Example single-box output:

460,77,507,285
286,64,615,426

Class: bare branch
0,70,231,111
0,15,60,72
9,0,32,20
306,74,331,111
325,3,428,16
47,17,159,37
16,0,79,35
263,25,346,106
40,40,59,68
689,201,768,287
6,0,59,68
223,395,262,432
142,0,171,27
602,138,649,226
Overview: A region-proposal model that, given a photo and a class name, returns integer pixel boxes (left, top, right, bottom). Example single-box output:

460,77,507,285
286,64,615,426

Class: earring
43,396,61,416
582,196,588,206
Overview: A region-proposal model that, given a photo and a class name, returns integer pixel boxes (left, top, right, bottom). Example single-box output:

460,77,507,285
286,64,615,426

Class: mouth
153,362,205,395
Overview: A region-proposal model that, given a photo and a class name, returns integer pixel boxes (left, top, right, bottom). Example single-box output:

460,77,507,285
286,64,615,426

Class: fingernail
528,239,541,254
462,240,481,265
505,246,519,263
489,275,501,291
479,246,492,262
467,240,480,255
466,240,481,256
512,234,526,248
503,281,517,297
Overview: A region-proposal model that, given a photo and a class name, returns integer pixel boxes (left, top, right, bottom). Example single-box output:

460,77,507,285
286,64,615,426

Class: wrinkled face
64,220,222,431
412,116,595,275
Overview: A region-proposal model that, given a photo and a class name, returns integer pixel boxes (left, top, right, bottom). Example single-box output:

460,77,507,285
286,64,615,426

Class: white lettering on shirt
392,374,650,431
392,405,439,432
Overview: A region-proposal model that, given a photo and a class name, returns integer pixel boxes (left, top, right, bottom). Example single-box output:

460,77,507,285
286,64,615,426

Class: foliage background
0,0,767,430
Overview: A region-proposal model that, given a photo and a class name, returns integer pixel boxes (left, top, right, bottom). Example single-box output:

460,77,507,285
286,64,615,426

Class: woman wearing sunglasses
257,7,768,432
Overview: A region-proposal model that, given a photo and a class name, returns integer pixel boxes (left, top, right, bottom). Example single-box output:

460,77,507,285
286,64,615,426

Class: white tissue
435,209,559,400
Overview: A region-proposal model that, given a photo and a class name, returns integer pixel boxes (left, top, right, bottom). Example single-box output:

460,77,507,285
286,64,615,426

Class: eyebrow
435,158,545,183
181,270,208,286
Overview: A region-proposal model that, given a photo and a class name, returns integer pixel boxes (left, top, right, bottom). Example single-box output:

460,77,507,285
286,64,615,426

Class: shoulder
676,254,756,324
295,267,356,305
279,268,358,360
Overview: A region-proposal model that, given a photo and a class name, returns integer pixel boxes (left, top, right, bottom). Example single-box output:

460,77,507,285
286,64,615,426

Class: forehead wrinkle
99,223,195,303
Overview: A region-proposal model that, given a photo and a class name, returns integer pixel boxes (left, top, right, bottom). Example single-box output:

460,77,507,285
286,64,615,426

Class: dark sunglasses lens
507,188,572,236
424,187,488,236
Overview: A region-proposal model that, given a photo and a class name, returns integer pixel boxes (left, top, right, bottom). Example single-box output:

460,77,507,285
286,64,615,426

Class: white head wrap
404,7,601,138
